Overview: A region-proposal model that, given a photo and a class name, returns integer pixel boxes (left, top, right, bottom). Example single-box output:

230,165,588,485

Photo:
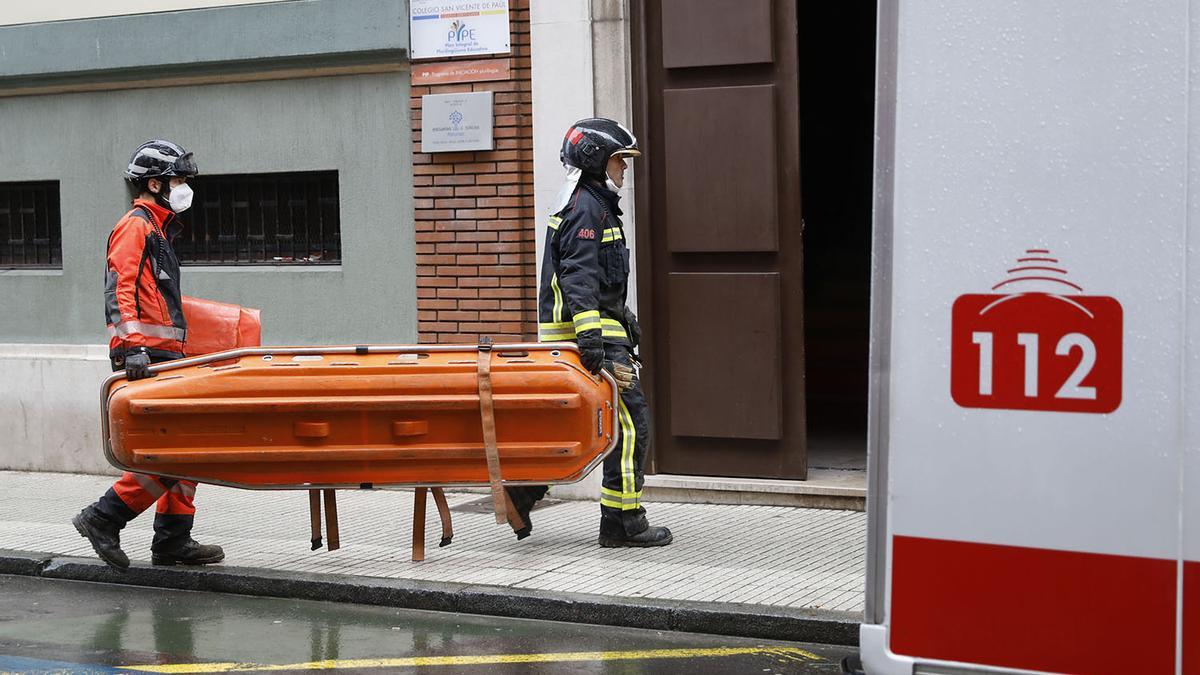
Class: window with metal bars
0,181,62,269
175,171,340,265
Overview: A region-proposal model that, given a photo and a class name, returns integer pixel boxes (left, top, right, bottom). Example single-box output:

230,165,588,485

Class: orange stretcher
103,343,617,488
101,341,619,558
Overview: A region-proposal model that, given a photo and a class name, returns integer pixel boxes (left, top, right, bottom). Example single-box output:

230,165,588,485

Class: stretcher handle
412,487,427,562
477,338,508,525
431,487,453,547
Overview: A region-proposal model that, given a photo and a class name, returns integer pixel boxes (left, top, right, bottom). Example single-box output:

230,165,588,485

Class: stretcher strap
476,339,508,525
308,490,322,550
412,487,456,562
503,487,527,533
431,487,454,547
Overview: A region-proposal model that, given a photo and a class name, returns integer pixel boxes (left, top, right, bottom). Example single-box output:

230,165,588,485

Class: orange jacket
104,199,187,359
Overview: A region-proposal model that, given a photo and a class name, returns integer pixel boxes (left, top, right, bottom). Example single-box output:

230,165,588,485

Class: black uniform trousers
599,343,652,535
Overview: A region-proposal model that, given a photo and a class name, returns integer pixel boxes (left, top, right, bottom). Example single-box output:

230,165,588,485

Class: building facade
1,1,876,499
0,0,415,472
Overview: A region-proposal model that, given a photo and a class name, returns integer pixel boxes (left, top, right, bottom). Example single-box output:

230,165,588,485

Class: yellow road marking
124,646,823,672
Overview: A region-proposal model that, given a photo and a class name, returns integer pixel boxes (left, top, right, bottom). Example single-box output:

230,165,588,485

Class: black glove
123,347,153,381
623,306,641,349
576,330,605,374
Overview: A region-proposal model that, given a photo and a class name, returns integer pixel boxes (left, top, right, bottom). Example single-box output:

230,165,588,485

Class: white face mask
605,177,622,193
167,182,193,213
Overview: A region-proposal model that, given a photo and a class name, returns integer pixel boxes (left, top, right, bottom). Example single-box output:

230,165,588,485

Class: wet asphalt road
0,576,854,674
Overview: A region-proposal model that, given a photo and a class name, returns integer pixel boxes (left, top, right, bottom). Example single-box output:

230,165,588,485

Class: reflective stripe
538,321,576,342
548,215,563,231
602,228,623,243
601,318,628,340
109,320,185,342
171,482,197,499
573,310,602,333
539,318,628,341
550,274,564,323
617,398,637,507
600,487,642,503
132,473,167,499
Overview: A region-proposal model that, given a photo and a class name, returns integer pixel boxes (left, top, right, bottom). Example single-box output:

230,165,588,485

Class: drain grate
451,497,567,514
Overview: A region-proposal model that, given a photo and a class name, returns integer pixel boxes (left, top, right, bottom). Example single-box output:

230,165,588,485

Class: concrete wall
0,345,118,475
0,73,415,347
0,1,406,80
0,1,290,26
0,0,413,474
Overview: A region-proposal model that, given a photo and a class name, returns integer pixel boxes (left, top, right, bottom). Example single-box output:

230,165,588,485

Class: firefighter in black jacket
508,118,671,547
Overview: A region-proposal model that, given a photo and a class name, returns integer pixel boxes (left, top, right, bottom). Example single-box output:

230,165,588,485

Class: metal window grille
0,181,62,269
175,171,341,265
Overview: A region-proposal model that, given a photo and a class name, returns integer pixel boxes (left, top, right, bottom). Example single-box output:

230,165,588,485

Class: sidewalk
0,471,866,644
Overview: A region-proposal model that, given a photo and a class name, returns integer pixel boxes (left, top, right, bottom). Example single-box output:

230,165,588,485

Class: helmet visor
167,152,199,177
611,147,641,159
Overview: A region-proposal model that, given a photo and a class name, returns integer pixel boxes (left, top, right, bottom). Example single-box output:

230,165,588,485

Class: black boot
151,540,225,566
72,507,130,571
151,512,224,566
505,485,549,540
598,509,673,548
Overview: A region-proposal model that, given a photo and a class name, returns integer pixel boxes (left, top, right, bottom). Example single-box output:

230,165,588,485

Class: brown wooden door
632,0,806,479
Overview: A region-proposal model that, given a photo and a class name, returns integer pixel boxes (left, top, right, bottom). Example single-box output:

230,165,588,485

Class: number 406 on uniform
950,293,1122,414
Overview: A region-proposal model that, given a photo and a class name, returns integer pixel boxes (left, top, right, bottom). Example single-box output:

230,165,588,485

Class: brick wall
412,0,537,344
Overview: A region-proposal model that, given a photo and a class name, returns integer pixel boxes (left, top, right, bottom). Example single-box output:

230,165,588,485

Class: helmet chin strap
151,179,174,211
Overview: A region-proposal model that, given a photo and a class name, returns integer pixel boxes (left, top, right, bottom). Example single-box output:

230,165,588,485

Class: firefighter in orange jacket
72,140,224,571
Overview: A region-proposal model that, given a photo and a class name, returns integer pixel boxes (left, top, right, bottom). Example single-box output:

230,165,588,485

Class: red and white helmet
560,118,640,175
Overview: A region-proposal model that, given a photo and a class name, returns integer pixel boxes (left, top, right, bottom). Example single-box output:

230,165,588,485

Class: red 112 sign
950,249,1122,413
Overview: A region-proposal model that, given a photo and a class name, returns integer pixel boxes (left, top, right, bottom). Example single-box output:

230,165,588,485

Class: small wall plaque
421,91,495,153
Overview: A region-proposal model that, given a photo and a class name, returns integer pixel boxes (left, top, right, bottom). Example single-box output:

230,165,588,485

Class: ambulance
860,2,1197,673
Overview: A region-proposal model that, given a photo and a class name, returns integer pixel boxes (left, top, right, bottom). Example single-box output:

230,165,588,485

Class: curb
0,549,860,646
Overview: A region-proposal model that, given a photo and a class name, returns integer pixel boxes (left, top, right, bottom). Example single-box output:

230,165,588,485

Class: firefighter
71,140,225,571
509,118,672,547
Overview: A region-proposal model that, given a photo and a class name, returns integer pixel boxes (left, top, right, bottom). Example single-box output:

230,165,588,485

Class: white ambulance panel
863,1,1194,673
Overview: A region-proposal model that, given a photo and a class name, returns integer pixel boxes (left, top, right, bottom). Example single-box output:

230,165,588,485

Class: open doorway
631,0,875,481
800,2,878,472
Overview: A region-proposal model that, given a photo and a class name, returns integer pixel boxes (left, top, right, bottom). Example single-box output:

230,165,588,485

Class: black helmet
124,140,199,182
560,118,640,175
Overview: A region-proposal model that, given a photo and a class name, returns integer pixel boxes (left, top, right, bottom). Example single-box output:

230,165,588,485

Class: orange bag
102,344,618,490
182,296,261,356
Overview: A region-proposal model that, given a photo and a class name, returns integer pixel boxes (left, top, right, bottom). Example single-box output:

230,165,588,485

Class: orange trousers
111,472,197,516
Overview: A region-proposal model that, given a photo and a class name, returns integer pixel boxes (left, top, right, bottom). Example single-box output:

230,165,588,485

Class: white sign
410,0,510,60
421,91,494,153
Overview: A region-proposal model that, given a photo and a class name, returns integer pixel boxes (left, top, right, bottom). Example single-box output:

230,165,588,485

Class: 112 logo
950,248,1122,414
